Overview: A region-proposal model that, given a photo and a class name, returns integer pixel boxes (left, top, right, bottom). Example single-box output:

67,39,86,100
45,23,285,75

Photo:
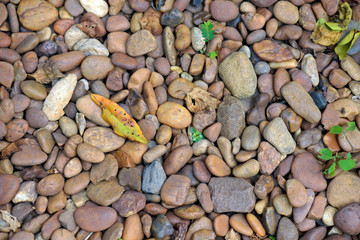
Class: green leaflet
339,159,356,171
335,22,360,60
207,51,217,59
318,148,333,161
330,125,343,134
201,21,215,42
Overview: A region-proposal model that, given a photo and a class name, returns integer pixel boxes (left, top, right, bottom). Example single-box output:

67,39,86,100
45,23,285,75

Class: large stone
253,40,294,62
217,96,246,140
327,172,360,209
0,174,20,205
74,206,117,232
277,217,299,240
263,117,296,155
334,203,360,235
208,177,256,213
291,152,327,192
219,52,257,99
281,81,321,123
17,0,58,31
126,30,157,57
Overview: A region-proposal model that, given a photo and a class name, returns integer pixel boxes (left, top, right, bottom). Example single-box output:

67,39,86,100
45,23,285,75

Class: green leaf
330,125,343,134
347,121,356,132
318,148,333,160
208,51,217,59
269,236,276,240
339,159,356,171
346,152,352,160
328,162,336,176
200,20,214,42
191,127,204,143
325,22,343,31
335,30,360,60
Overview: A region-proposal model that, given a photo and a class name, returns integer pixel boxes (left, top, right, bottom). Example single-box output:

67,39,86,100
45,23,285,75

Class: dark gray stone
142,161,166,195
208,177,255,213
161,9,184,28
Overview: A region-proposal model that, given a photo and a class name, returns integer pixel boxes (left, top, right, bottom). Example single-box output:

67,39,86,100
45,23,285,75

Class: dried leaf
185,87,220,113
90,93,149,144
310,3,352,46
75,112,86,136
0,210,21,232
29,57,65,84
310,19,343,46
1,142,20,159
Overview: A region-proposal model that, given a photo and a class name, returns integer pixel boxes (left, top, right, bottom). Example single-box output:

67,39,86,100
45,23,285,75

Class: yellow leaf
90,93,149,144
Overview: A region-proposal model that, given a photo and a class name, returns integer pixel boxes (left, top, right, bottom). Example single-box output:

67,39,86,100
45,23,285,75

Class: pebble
327,172,360,209
42,74,77,121
152,215,175,239
281,81,321,123
310,91,327,110
208,177,256,213
20,80,47,100
254,61,271,75
87,177,124,206
232,159,259,178
17,0,58,31
191,27,206,51
157,102,192,129
273,194,292,216
64,25,89,50
219,52,257,99
84,127,124,152
12,181,37,203
73,38,109,56
301,54,319,86
291,152,327,192
210,0,239,22
112,190,146,217
334,203,360,235
79,0,108,17
161,175,191,206
126,30,157,57
81,55,114,80
286,179,308,208
161,9,184,27
205,155,231,177
274,1,299,24
122,214,144,240
0,173,20,205
0,62,14,88
76,95,110,127
217,96,245,140
263,117,296,155
37,174,64,196
74,206,117,232
277,217,299,240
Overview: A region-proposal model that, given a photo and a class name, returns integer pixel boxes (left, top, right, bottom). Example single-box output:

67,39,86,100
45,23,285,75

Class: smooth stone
161,175,191,206
12,181,37,203
253,40,294,62
257,141,281,175
83,127,124,152
112,190,146,217
73,38,109,56
0,173,20,205
64,25,89,50
301,54,319,86
142,161,167,195
277,217,299,240
76,95,110,127
42,74,77,121
79,0,108,17
87,177,125,206
263,117,296,155
74,206,117,232
291,152,327,192
217,96,246,140
126,30,157,57
219,52,257,99
281,81,321,123
327,172,360,209
286,179,308,208
151,215,174,239
157,102,192,129
334,202,360,235
191,27,205,51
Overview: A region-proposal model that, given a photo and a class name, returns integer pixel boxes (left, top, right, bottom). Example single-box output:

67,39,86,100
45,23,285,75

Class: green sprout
208,51,217,59
190,127,204,143
269,236,276,240
200,20,215,42
319,122,356,176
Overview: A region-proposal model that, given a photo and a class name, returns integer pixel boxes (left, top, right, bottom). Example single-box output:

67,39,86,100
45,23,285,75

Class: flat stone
142,161,167,195
208,177,256,213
